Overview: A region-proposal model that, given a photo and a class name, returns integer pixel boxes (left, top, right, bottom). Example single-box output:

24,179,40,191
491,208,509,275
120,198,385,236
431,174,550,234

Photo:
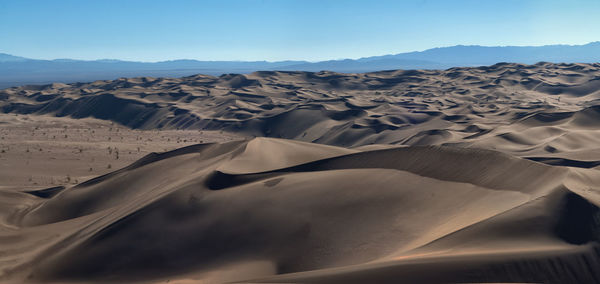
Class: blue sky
1,0,599,62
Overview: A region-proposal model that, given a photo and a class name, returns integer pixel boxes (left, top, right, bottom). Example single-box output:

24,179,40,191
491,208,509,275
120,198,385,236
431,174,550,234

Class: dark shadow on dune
205,171,279,190
24,186,65,198
555,193,600,245
525,157,600,169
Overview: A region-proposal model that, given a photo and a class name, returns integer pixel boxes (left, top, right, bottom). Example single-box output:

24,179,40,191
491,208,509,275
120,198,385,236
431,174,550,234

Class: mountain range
1,42,599,88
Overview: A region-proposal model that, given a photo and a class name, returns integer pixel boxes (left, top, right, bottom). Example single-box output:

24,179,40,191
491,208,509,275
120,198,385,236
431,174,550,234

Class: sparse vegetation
0,115,234,188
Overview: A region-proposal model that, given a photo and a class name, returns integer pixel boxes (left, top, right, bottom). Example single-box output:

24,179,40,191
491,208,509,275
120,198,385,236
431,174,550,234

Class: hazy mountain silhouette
1,42,599,88
361,42,600,66
0,53,29,62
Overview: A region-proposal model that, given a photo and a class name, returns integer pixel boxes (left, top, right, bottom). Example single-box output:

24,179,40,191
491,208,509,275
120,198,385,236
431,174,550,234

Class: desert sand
0,63,599,283
0,114,239,189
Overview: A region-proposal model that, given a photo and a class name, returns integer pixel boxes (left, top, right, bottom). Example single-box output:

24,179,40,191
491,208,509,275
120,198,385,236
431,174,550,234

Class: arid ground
1,63,599,283
0,114,239,189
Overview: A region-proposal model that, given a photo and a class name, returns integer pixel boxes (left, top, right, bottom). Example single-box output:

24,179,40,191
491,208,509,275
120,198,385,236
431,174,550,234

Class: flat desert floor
0,63,599,283
0,114,240,189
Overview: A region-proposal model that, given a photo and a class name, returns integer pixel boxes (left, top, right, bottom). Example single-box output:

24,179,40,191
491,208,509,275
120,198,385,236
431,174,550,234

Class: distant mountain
1,42,599,88
361,42,600,66
0,53,29,62
0,58,309,88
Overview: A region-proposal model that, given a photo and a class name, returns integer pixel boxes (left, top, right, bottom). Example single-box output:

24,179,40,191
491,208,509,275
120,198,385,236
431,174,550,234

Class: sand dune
3,63,600,160
0,137,598,283
1,63,600,282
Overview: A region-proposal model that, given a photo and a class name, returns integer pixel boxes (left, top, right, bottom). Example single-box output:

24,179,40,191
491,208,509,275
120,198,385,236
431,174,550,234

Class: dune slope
0,137,599,283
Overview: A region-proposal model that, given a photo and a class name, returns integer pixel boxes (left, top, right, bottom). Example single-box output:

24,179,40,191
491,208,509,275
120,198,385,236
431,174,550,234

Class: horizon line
2,41,599,64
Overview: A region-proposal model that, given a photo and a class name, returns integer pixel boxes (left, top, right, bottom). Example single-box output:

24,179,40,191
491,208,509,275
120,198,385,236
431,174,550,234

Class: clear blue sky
1,0,599,62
